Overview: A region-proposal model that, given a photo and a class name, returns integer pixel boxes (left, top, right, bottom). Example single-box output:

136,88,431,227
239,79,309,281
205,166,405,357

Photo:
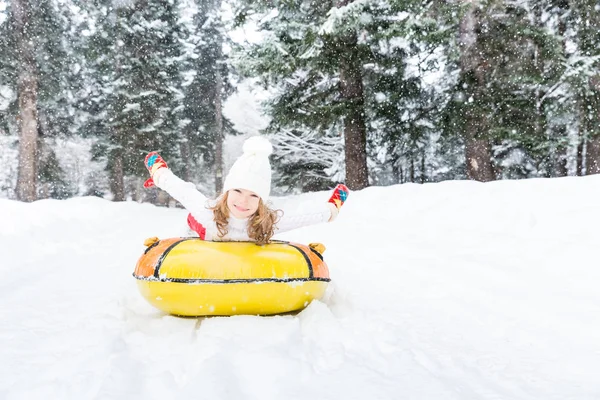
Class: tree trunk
532,1,552,177
577,93,590,176
110,149,125,201
211,0,224,194
554,126,568,177
214,63,224,194
337,0,369,190
585,73,600,174
14,0,39,202
465,134,494,181
575,1,600,175
459,1,495,182
180,138,192,182
585,135,600,174
392,157,401,184
577,132,585,176
553,8,569,177
584,82,600,174
420,150,426,183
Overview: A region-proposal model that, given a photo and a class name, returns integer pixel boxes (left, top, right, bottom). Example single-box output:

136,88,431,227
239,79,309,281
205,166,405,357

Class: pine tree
1,0,87,200
568,1,600,175
233,0,374,191
179,0,234,195
525,0,571,177
0,3,17,136
9,0,40,201
233,0,453,190
440,0,567,180
363,1,449,184
84,0,185,201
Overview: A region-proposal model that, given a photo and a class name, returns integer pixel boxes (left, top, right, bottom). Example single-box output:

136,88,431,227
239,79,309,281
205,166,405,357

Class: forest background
1,0,599,203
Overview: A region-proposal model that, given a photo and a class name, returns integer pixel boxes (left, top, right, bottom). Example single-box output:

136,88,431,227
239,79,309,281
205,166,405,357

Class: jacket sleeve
153,168,213,223
274,200,333,234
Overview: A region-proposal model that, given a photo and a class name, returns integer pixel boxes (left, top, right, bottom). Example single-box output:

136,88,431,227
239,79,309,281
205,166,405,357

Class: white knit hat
223,136,273,199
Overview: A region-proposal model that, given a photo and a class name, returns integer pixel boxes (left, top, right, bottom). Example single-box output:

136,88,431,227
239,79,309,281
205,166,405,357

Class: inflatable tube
133,238,330,316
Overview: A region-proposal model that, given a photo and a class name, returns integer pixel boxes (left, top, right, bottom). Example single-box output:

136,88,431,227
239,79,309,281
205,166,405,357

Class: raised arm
274,184,349,234
275,201,334,233
144,152,211,219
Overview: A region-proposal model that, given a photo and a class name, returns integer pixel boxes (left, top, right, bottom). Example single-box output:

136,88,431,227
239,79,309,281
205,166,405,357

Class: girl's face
226,188,261,219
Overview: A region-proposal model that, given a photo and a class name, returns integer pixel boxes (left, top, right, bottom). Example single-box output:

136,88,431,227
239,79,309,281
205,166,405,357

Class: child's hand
143,152,169,188
328,183,349,210
327,184,349,221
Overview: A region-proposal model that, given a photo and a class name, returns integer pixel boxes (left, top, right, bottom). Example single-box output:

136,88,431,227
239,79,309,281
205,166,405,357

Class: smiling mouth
234,204,249,212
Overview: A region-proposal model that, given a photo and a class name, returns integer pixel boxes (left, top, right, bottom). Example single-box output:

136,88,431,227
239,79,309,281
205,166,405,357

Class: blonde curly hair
210,191,282,245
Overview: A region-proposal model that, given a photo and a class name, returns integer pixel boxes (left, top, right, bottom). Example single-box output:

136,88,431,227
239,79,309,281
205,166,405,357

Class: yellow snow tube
133,237,330,316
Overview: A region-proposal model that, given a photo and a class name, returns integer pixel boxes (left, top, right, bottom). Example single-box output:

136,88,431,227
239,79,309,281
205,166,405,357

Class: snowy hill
1,177,599,400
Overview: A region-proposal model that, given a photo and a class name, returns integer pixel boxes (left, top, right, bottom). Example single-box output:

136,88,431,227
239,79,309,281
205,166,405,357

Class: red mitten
328,183,349,210
143,152,169,188
187,213,206,240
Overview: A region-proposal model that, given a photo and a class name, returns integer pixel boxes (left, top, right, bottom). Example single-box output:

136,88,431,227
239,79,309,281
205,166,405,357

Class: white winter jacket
153,169,333,241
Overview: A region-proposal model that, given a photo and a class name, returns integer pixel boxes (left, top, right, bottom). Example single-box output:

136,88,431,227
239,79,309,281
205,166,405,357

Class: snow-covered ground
1,176,599,400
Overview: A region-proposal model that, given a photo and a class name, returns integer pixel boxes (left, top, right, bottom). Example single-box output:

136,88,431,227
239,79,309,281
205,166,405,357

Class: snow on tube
133,238,330,316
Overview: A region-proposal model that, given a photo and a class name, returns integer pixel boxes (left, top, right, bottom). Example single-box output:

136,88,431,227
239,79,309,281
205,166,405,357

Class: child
144,136,348,245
